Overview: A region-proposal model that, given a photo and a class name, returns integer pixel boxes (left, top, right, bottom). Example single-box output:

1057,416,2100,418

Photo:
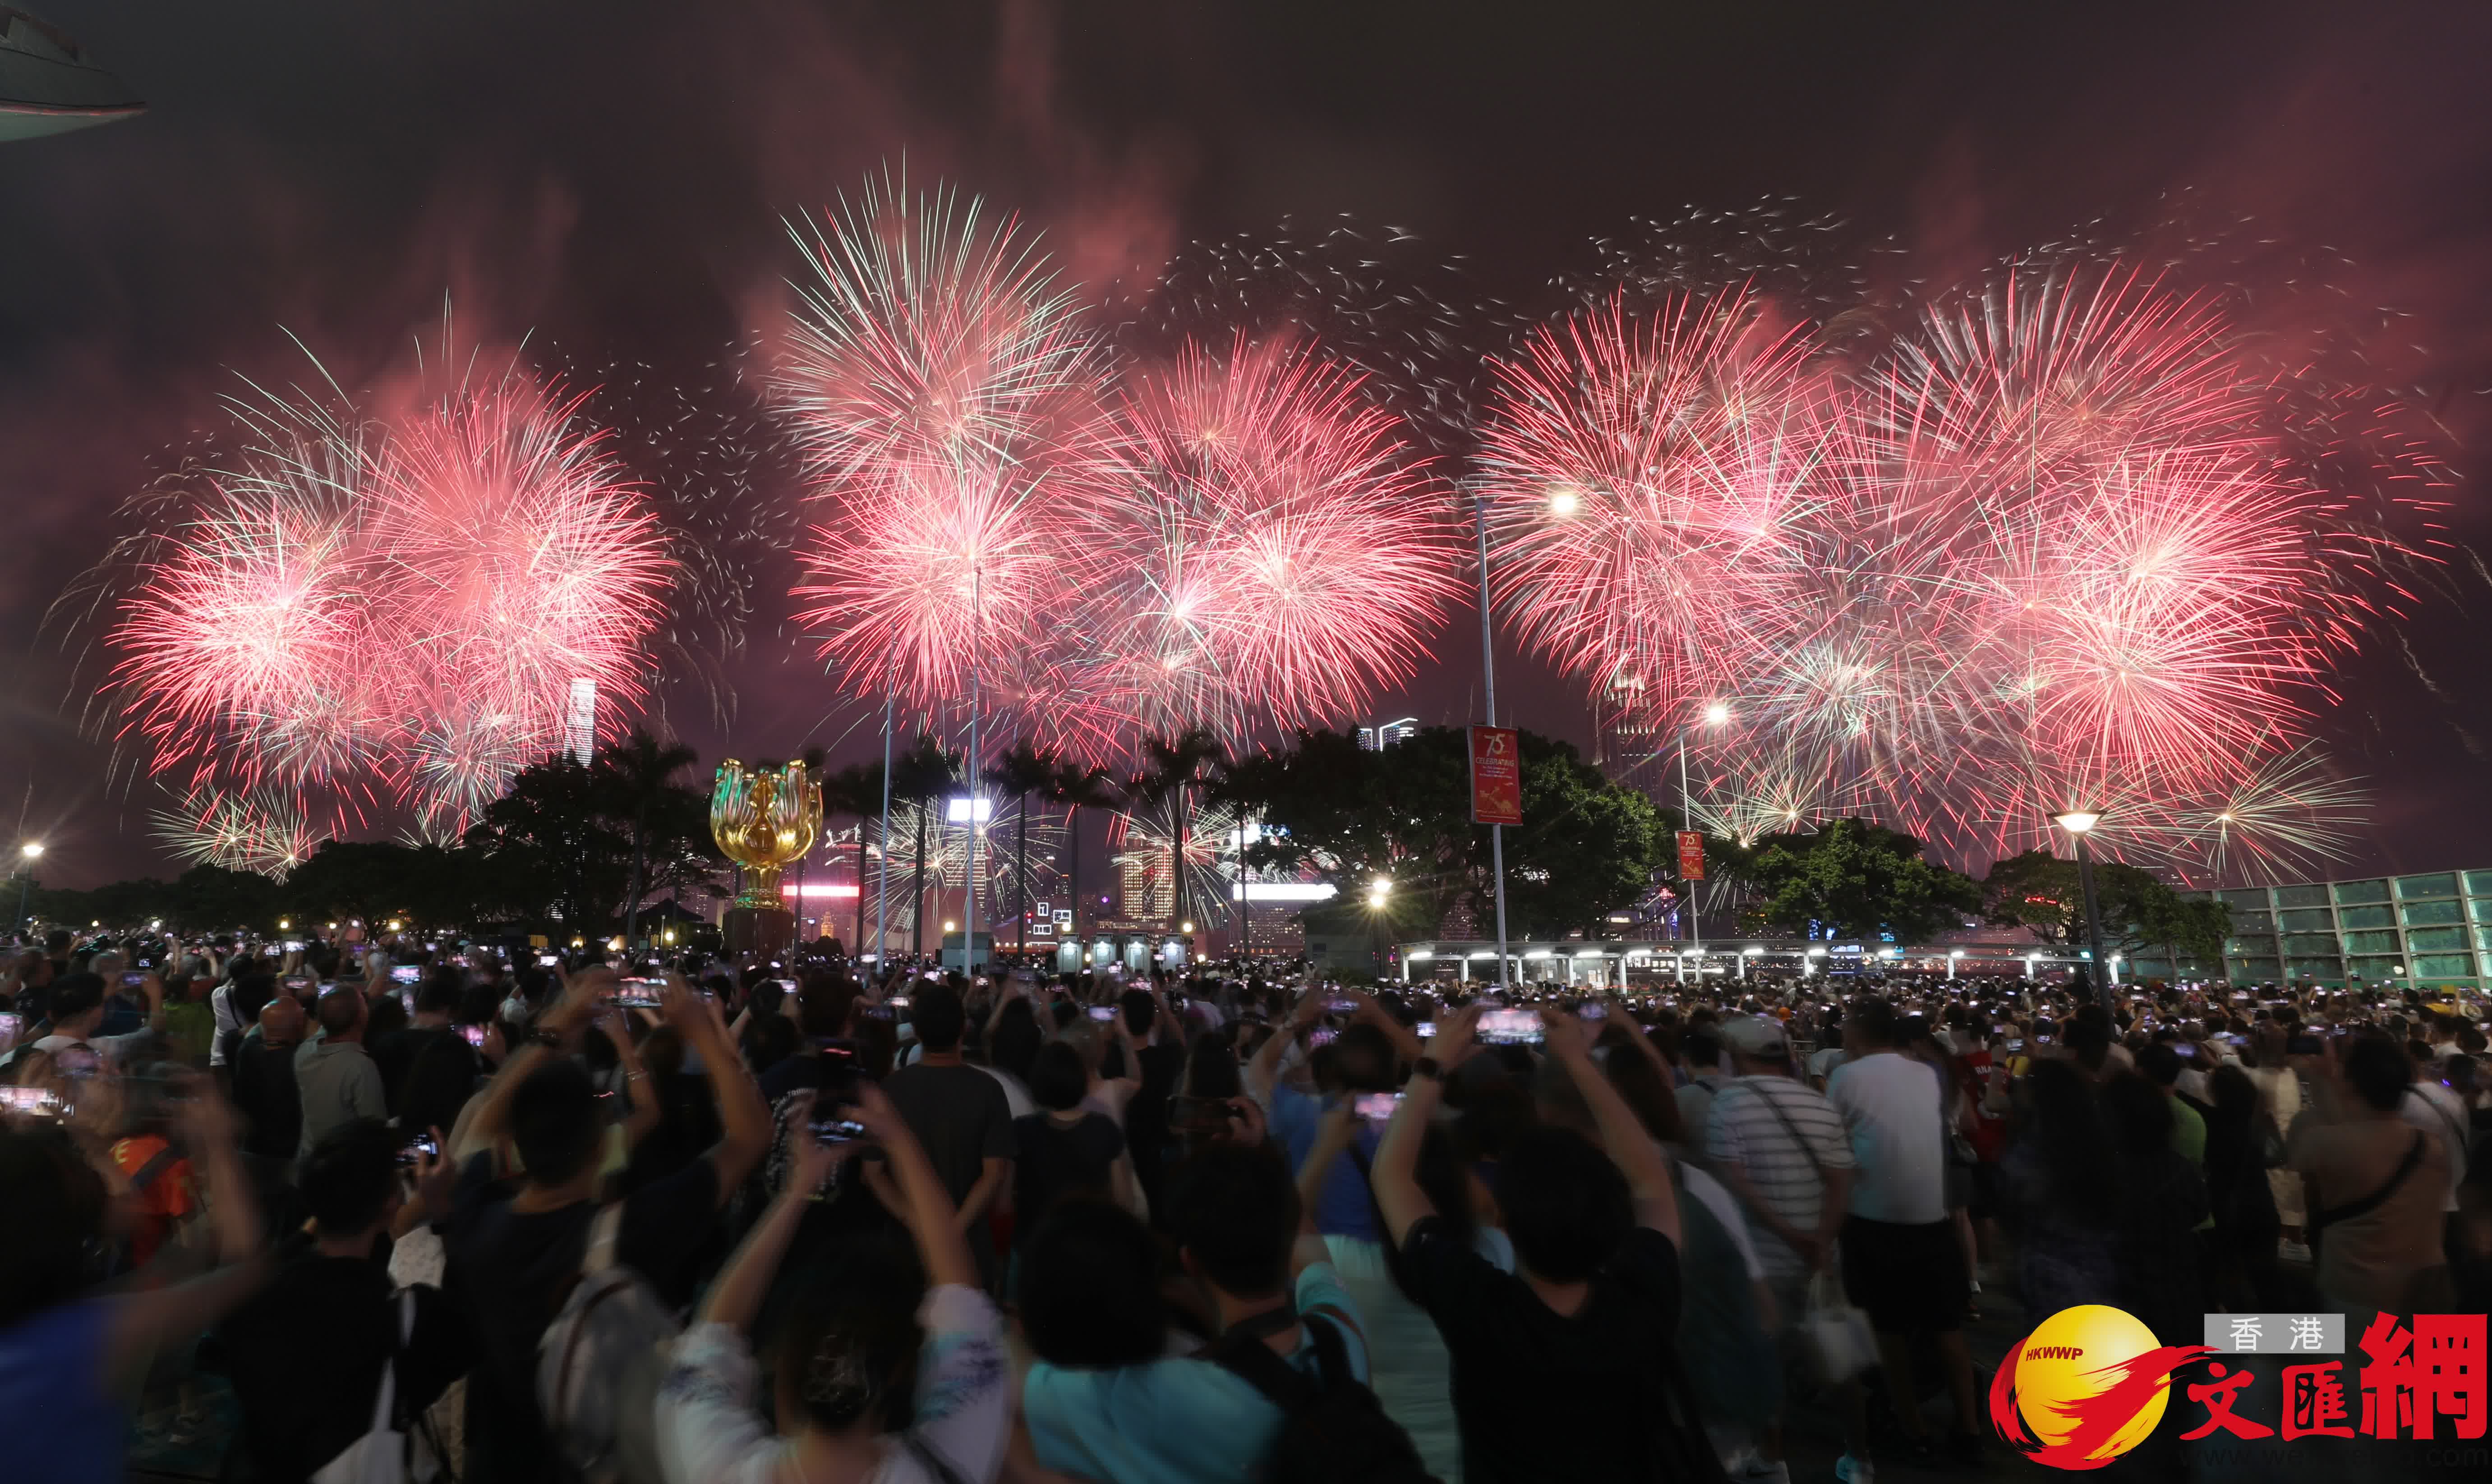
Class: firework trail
1481,261,2440,878
96,341,673,856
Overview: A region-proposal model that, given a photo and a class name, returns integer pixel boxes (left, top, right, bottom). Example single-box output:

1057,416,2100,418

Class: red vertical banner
1469,726,1523,826
1677,830,1706,880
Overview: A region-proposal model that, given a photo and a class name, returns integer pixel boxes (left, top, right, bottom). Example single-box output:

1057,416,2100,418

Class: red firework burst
104,346,672,849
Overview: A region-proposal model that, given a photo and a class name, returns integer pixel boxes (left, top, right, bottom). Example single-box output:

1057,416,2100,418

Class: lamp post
2052,810,2114,1014
1681,702,1728,944
13,841,41,932
1472,487,1512,988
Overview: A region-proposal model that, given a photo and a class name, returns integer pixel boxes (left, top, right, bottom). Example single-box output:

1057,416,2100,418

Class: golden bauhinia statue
711,758,824,915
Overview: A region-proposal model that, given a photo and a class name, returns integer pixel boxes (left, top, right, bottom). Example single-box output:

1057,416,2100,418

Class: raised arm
104,1082,266,1384
1246,985,1320,1103
667,974,770,1202
1544,1007,1680,1245
699,1094,848,1330
1372,1003,1478,1248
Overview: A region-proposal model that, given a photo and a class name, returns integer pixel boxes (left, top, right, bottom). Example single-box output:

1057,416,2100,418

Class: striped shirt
1705,1074,1855,1281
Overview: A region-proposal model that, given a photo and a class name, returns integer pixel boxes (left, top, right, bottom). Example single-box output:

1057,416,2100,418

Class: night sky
6,0,2492,887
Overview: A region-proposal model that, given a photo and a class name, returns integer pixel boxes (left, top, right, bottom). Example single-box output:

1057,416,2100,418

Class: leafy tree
460,749,715,935
888,735,960,956
1981,849,2230,970
1044,760,1120,941
1220,726,1671,940
982,741,1060,954
594,731,701,946
1746,818,1983,942
1130,729,1224,933
283,841,487,930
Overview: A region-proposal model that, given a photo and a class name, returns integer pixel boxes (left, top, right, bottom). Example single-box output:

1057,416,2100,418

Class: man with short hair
437,970,768,1483
1825,997,1984,1468
1373,1005,1707,1484
216,1119,469,1481
294,987,387,1158
1021,1138,1376,1484
2290,1035,2451,1314
877,982,1012,1285
1708,1013,1864,1482
232,995,307,1173
1675,1024,1727,1139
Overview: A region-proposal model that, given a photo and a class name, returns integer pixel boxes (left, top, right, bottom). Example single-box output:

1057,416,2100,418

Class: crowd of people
2,924,2487,1484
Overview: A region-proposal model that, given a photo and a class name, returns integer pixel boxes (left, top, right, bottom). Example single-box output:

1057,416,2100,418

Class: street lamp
2052,809,2114,1013
1679,703,1730,943
14,841,42,932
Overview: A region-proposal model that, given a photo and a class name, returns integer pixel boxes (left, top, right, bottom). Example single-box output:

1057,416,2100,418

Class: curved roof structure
0,7,142,141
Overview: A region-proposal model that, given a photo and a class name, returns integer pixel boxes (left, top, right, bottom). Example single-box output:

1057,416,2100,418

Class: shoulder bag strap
128,1143,185,1193
1748,1080,1829,1187
2311,1131,2428,1233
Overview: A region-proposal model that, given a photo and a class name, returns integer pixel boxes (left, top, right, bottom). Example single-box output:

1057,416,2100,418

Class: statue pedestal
723,906,796,960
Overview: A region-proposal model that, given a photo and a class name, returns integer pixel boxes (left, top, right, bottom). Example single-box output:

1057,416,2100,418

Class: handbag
1797,1268,1879,1385
312,1289,416,1484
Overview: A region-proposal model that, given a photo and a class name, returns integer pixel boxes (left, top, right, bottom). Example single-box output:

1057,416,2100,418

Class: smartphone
390,965,421,985
1415,1022,1437,1039
612,979,665,1009
538,954,560,967
1325,996,1358,1013
778,978,801,994
0,1085,61,1118
0,1011,17,1049
396,1132,438,1167
2173,1043,2196,1059
886,995,912,1011
284,940,305,953
2287,1032,2324,1056
459,1024,486,1048
1579,1003,1608,1021
1087,1005,1117,1023
810,1115,870,1144
122,971,147,988
1354,1091,1402,1123
282,974,313,992
2004,1038,2025,1052
1305,1027,1338,1048
1477,1008,1544,1045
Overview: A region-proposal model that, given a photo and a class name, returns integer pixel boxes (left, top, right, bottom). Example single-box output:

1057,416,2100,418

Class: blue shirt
1268,1086,1386,1242
1024,1263,1369,1484
0,1300,123,1484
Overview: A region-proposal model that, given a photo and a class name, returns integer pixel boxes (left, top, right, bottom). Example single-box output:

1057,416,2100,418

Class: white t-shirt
1824,1051,1947,1225
1678,1161,1766,1282
2401,1080,2469,1213
1806,1047,1848,1083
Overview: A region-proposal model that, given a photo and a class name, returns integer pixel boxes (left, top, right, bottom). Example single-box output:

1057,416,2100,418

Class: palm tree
981,741,1061,956
823,760,885,955
888,734,960,959
593,730,700,947
1132,727,1224,936
1044,759,1121,946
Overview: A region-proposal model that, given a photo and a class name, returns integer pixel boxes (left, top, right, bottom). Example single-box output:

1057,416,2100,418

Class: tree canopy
1218,726,1670,939
1739,818,1984,942
1980,849,2231,968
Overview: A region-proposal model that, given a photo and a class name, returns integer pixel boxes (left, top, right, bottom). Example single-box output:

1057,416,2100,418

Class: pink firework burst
1072,333,1463,741
1483,263,2432,875
780,175,1101,725
103,343,673,855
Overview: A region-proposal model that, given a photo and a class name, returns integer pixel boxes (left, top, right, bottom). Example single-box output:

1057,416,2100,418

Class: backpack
1207,1307,1437,1484
535,1204,679,1484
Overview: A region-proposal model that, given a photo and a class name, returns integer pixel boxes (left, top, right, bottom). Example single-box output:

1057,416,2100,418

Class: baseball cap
1720,1014,1788,1057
